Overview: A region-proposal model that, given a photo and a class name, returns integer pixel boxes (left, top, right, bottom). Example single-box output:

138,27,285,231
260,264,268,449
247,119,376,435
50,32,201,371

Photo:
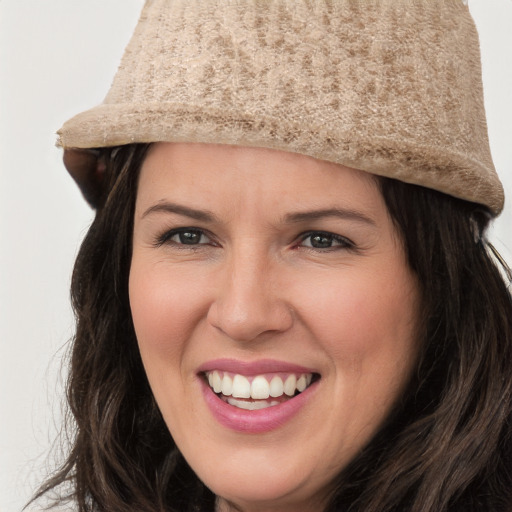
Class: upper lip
197,358,318,376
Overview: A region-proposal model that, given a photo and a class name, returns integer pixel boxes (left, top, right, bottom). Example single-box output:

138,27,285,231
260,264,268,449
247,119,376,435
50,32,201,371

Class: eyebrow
142,202,376,227
283,208,376,226
141,202,219,223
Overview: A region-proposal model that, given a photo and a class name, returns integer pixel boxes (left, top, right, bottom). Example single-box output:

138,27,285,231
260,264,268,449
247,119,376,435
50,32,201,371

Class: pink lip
197,358,320,434
197,358,317,376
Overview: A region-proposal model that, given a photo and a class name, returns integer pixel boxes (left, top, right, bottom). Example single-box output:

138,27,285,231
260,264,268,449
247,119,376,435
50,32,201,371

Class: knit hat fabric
58,0,504,214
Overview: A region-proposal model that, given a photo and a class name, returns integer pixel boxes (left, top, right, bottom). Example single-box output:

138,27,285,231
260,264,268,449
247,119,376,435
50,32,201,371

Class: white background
0,1,511,511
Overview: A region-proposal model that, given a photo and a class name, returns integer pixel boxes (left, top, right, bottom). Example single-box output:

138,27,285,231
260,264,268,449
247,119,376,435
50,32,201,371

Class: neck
215,495,325,512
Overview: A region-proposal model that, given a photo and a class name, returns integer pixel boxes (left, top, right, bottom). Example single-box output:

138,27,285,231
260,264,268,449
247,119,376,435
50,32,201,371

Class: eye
156,228,213,247
299,231,353,250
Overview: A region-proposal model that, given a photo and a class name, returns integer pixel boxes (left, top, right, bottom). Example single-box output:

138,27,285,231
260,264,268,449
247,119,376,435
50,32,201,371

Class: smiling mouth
204,371,319,410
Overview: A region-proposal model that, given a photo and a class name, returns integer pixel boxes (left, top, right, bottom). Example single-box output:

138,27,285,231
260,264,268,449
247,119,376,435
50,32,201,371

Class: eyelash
298,231,355,251
154,227,216,249
154,228,355,252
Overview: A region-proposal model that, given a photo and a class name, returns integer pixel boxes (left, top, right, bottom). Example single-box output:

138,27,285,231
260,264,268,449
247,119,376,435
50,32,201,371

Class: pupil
311,234,332,248
179,231,200,244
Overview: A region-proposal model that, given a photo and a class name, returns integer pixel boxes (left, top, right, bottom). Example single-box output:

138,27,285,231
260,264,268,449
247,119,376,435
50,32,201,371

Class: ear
63,148,106,208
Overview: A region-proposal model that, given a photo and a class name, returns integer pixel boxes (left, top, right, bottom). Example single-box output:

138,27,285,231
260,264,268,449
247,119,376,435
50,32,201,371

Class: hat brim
59,102,504,214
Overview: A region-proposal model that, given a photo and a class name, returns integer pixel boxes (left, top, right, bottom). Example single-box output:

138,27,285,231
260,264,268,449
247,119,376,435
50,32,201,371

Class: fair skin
129,142,421,512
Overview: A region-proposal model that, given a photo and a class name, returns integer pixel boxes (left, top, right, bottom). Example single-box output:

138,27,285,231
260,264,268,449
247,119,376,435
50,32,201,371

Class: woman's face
130,142,420,512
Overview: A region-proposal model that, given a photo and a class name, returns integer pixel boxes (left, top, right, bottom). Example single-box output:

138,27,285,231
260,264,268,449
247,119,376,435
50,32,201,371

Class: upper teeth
206,371,313,400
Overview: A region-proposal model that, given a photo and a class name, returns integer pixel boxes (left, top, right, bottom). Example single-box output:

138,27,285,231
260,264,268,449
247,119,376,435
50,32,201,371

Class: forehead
137,142,384,217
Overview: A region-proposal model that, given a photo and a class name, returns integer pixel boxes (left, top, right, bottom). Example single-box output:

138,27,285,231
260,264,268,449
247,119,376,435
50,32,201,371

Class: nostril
206,293,293,342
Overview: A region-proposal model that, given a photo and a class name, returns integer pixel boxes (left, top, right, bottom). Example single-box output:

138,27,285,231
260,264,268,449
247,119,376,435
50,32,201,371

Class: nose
207,247,294,342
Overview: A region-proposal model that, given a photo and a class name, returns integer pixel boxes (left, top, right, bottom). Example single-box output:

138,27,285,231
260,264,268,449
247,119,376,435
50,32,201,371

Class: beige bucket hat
58,0,504,214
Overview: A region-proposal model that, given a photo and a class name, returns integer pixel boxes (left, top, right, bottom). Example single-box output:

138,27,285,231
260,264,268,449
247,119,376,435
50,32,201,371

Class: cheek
302,270,417,348
128,260,209,367
295,264,420,406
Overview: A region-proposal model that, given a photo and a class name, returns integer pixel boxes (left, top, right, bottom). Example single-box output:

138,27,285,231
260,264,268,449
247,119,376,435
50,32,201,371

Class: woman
33,1,512,511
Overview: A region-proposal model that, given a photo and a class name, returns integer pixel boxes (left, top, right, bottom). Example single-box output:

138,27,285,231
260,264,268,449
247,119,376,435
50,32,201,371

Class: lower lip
200,377,319,433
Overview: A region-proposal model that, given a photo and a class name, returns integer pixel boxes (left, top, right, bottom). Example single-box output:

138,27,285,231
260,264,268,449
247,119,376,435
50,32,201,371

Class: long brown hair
326,178,512,511
33,144,512,511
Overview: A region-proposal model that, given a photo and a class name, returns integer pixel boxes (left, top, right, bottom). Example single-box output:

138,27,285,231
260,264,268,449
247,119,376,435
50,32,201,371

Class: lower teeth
223,396,282,410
